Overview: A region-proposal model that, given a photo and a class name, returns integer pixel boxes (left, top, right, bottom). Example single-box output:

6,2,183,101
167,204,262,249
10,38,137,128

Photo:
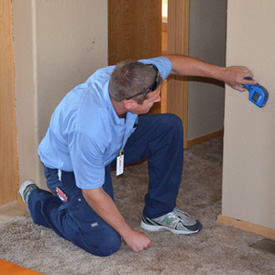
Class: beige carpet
0,137,274,275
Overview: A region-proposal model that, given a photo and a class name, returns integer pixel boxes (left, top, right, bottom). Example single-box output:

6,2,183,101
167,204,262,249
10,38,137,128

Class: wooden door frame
109,0,190,146
167,0,189,148
0,0,18,205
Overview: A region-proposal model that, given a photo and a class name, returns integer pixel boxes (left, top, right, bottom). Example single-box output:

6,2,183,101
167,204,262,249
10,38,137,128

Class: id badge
116,150,124,176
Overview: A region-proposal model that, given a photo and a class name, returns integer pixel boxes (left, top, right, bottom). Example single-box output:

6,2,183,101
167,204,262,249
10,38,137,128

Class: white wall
13,0,108,188
188,0,227,140
222,0,275,229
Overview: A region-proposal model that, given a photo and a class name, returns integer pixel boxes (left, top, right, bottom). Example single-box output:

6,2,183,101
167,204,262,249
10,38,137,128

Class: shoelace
173,208,191,219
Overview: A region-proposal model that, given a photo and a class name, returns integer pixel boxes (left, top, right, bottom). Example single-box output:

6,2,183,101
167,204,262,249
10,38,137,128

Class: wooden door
108,0,162,113
0,0,18,205
108,0,161,64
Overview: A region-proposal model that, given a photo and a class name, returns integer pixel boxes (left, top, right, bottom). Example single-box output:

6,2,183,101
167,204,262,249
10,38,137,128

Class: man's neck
110,96,127,118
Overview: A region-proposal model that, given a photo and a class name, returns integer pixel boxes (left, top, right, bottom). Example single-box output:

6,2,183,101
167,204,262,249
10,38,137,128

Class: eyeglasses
125,64,160,100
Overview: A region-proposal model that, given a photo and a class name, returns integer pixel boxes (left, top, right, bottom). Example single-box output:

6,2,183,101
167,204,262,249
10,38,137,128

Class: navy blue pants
28,113,183,256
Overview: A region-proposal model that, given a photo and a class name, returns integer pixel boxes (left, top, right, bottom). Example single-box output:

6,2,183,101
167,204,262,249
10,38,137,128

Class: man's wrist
119,224,135,241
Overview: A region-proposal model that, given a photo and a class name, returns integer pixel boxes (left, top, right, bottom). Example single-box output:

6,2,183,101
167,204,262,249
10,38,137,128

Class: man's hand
122,229,152,253
220,66,257,92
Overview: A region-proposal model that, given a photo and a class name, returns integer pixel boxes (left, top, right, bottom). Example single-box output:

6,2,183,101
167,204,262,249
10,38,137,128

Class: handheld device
242,77,269,108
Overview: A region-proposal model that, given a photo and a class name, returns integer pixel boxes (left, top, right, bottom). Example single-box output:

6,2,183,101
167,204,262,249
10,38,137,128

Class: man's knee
83,227,121,257
160,113,183,136
164,113,182,127
97,231,121,256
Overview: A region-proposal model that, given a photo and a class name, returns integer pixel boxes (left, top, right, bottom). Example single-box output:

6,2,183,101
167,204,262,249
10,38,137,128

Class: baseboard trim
217,215,275,240
186,130,224,148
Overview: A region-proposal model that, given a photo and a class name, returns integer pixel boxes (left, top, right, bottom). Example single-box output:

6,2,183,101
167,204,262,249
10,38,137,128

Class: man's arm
164,54,256,92
82,187,152,252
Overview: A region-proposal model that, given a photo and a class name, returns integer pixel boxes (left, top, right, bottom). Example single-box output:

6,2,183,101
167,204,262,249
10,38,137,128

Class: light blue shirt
38,56,172,189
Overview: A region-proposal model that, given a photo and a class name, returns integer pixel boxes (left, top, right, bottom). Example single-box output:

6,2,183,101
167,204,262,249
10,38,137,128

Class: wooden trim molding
217,215,275,240
186,130,224,148
0,0,18,205
167,0,190,148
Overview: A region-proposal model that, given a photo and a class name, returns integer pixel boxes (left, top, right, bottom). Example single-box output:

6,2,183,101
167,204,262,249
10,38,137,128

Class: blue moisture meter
242,77,269,108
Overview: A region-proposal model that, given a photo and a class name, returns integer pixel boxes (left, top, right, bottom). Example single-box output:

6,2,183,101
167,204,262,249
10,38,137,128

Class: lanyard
116,114,137,176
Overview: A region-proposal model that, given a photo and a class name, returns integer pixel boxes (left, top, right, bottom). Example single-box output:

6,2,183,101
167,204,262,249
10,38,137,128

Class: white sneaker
141,208,202,235
19,180,38,204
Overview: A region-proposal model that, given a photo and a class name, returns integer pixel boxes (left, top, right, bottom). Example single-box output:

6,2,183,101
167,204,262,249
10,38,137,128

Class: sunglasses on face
125,64,160,100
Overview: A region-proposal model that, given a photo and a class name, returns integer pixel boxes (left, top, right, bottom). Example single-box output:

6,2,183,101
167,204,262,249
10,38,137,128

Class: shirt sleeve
68,131,106,190
138,56,173,80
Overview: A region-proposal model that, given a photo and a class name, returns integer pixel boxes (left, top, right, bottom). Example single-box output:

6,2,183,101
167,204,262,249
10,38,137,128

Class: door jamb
167,0,189,148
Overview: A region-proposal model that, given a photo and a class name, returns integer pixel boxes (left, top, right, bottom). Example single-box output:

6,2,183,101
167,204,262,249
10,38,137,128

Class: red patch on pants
56,187,68,202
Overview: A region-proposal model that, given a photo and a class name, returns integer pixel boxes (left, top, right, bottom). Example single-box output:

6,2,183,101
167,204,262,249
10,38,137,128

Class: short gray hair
109,61,162,104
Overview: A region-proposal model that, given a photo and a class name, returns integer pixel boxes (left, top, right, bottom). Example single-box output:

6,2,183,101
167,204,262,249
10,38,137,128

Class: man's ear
124,99,136,111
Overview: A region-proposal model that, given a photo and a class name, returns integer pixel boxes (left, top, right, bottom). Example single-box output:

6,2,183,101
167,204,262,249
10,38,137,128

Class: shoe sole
140,221,202,235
